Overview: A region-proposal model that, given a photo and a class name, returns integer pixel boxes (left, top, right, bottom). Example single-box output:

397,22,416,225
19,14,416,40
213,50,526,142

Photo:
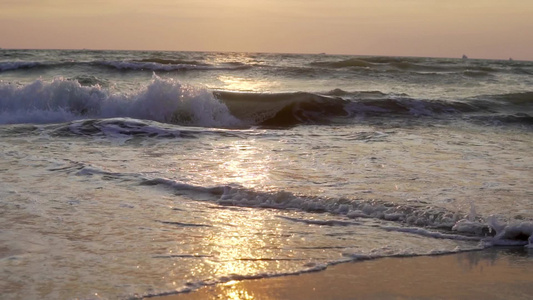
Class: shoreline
146,247,533,300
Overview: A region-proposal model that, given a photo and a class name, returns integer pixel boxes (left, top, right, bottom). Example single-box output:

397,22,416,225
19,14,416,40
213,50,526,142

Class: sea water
1,50,532,299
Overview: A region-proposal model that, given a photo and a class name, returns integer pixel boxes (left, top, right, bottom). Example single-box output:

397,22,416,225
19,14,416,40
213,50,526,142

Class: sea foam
0,75,241,127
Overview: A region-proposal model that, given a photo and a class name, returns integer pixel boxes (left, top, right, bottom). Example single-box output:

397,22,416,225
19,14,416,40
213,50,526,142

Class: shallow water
158,248,533,300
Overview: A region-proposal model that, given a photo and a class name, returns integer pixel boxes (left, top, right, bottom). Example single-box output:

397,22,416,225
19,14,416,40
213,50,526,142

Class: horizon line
0,47,527,62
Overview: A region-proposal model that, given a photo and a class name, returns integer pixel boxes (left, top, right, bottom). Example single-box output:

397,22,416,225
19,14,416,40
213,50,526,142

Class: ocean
1,49,532,299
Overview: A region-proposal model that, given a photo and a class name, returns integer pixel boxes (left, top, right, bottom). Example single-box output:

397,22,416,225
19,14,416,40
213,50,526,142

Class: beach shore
147,248,532,300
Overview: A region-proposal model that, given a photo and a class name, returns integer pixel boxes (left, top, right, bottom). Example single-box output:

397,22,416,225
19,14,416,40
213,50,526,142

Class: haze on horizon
1,0,532,60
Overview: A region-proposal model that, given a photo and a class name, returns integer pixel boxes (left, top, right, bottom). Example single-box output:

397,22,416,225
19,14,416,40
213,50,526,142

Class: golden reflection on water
223,287,255,300
205,52,255,66
167,133,289,297
217,140,271,189
194,208,276,279
217,75,275,92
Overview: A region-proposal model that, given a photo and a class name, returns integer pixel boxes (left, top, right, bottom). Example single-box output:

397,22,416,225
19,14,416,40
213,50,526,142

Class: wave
0,59,250,73
47,118,248,141
0,61,84,72
308,57,510,75
0,76,241,127
463,70,492,77
324,89,391,98
310,58,374,68
133,58,207,65
128,175,532,247
483,91,533,105
137,177,458,228
464,91,533,123
1,77,531,128
51,118,196,139
218,89,532,126
469,113,533,126
93,60,250,71
214,91,349,127
0,61,43,71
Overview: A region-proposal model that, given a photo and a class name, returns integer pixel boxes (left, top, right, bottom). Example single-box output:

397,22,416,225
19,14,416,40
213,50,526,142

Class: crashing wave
0,75,241,127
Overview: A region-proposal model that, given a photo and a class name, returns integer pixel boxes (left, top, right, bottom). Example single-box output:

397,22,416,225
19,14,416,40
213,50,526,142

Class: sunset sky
1,0,532,60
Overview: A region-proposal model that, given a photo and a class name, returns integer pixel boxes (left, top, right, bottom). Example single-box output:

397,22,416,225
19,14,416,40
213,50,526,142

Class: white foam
381,225,480,241
452,219,488,235
342,244,480,262
451,215,533,247
137,178,465,231
0,75,241,128
483,217,533,247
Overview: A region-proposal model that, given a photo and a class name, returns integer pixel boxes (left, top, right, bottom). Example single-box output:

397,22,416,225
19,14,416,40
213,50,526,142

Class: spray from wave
0,75,241,127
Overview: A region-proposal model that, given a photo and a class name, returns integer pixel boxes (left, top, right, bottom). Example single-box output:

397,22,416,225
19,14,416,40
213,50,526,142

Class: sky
1,0,532,60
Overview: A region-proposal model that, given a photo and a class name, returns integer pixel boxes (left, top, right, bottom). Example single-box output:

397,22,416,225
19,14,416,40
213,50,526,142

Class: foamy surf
0,75,241,127
61,163,533,249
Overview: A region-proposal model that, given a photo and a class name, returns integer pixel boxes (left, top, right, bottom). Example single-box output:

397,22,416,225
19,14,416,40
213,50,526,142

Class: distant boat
462,54,468,60
509,57,513,61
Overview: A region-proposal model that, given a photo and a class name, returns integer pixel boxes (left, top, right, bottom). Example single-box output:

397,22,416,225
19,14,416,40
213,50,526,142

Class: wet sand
147,248,533,300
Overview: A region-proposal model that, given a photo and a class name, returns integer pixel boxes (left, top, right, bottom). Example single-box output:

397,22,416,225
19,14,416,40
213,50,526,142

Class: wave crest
0,59,250,73
309,56,500,75
0,61,42,71
94,60,251,72
310,58,373,68
0,76,241,127
215,91,349,127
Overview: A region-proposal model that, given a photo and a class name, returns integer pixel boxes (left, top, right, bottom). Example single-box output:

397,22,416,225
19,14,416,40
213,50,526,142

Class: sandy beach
149,248,533,300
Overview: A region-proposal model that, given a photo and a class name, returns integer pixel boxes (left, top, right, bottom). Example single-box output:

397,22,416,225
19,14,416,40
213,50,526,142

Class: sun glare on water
217,75,277,92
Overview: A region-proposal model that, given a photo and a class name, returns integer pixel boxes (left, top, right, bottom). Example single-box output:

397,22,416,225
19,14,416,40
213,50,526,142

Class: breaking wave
128,174,533,247
0,76,241,127
1,77,531,128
